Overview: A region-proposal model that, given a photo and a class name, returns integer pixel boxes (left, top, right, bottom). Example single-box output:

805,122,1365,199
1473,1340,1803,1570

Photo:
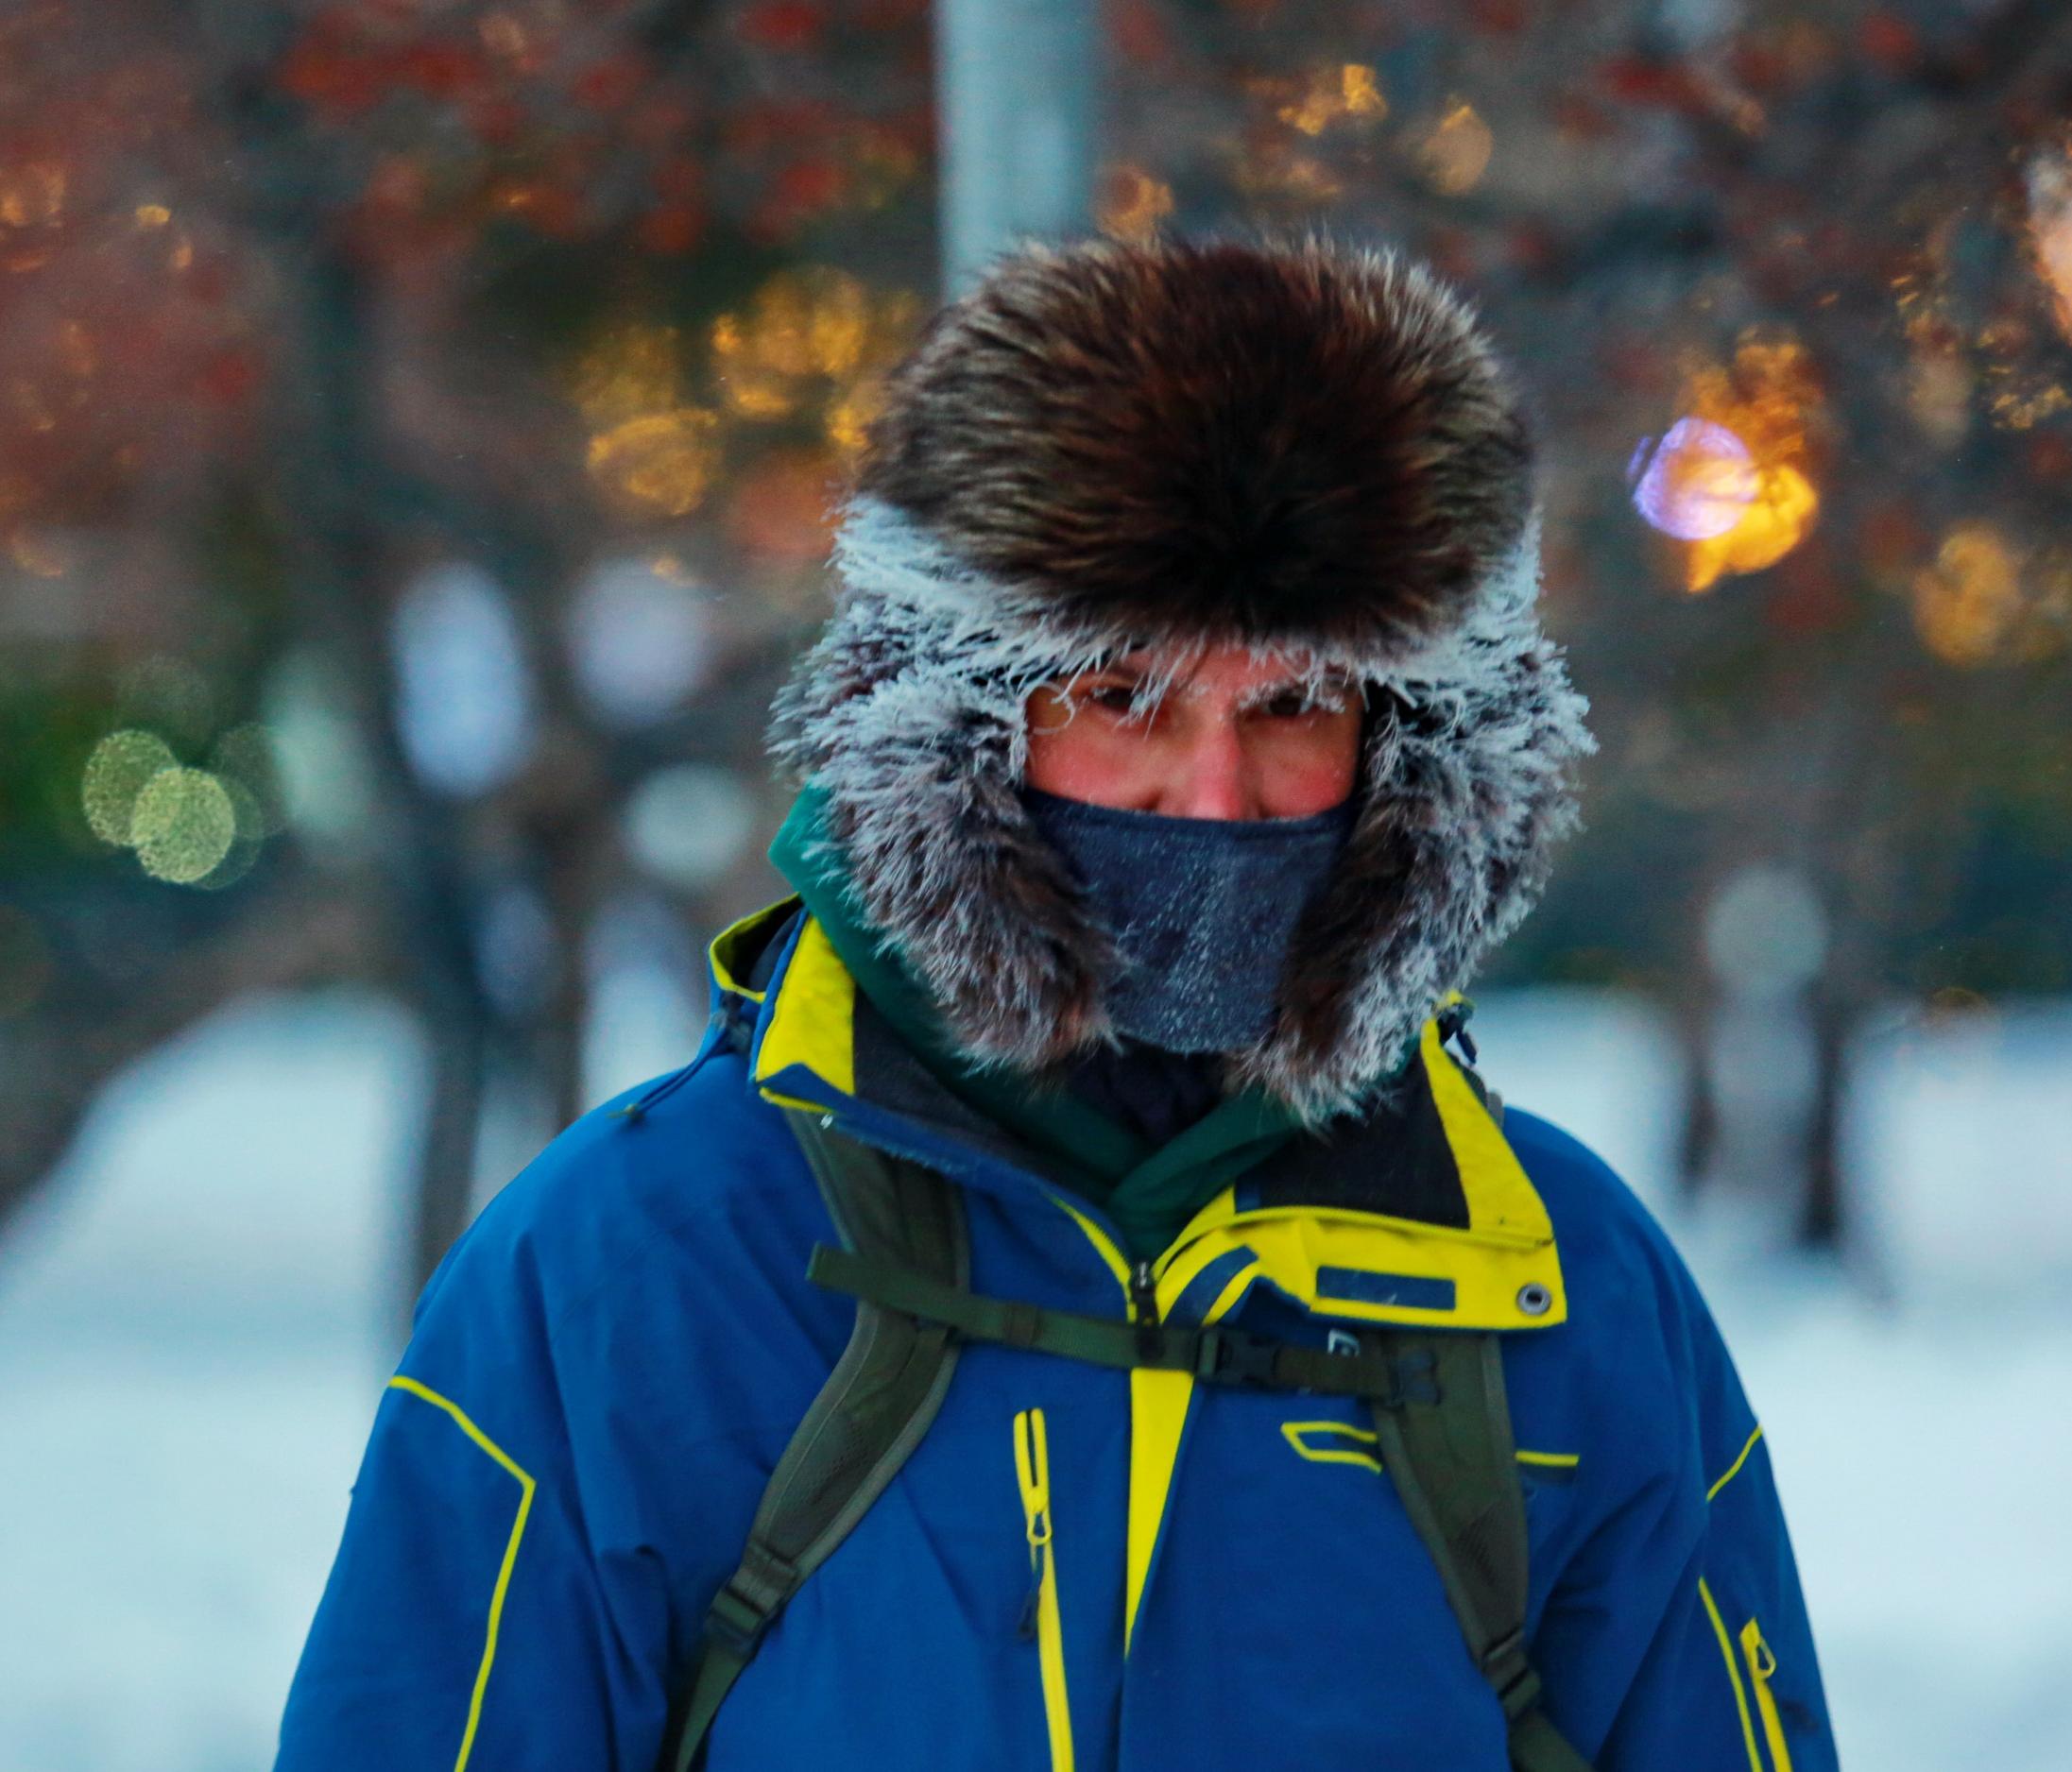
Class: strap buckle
1192,1326,1283,1388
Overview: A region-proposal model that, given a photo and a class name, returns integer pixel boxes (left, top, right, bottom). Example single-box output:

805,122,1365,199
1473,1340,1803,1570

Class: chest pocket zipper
1013,1408,1075,1772
1738,1618,1794,1772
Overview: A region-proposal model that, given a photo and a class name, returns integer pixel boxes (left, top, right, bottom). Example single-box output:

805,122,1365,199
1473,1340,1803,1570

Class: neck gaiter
1019,787,1357,1055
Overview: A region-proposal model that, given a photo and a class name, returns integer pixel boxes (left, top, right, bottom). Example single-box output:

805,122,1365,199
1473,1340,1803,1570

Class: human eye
1078,676,1147,718
1255,678,1357,721
1259,687,1316,719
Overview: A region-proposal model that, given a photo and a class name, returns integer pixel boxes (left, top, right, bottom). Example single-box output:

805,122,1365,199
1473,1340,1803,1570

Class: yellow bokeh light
827,384,885,457
1097,164,1175,245
1276,63,1386,136
1687,337,1821,462
1670,334,1823,591
1423,101,1494,196
0,162,65,229
81,729,177,845
587,408,720,517
576,273,917,511
1988,381,2071,431
1910,524,2029,667
573,324,684,427
711,269,917,438
1342,64,1386,120
1683,464,1818,592
130,767,238,884
717,367,796,420
710,311,798,416
714,268,875,384
134,203,171,229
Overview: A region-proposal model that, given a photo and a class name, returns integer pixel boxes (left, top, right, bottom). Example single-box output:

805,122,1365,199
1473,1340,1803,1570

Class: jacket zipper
1738,1618,1794,1772
1013,1407,1074,1772
1130,1260,1158,1329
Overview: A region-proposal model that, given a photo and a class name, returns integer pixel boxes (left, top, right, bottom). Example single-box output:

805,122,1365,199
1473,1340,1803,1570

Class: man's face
1023,642,1364,820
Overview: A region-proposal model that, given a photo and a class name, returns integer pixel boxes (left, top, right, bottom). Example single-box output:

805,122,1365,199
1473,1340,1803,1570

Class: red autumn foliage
738,1,829,53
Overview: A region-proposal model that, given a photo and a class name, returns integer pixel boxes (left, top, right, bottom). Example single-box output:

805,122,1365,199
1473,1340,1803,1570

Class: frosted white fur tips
768,494,1595,1125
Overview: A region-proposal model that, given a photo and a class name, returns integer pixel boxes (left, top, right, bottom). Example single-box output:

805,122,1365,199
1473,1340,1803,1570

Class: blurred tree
1104,0,2072,1251
0,0,937,1314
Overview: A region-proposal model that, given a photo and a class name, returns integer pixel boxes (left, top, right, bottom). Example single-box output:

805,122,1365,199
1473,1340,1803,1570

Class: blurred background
0,0,2067,1766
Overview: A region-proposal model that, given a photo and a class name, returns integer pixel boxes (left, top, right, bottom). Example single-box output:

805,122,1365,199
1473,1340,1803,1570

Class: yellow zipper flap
1165,1198,1555,1260
1139,1203,1566,1332
1738,1618,1794,1772
1012,1408,1074,1772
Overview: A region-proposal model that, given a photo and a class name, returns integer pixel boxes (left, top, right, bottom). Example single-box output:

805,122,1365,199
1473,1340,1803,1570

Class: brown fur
857,230,1534,654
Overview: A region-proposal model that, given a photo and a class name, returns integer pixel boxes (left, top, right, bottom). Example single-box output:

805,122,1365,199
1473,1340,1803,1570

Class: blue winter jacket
275,900,1837,1772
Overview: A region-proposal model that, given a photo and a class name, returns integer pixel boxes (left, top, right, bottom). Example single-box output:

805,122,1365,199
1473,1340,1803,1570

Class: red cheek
1024,719,1143,807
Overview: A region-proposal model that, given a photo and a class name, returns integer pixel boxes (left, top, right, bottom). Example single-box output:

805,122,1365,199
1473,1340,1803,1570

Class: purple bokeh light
1629,417,1759,541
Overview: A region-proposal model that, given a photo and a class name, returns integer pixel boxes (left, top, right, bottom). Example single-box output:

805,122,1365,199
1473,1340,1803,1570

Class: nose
1161,714,1251,819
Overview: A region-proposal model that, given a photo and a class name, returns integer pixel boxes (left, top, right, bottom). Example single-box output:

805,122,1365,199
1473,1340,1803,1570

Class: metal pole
933,0,1102,296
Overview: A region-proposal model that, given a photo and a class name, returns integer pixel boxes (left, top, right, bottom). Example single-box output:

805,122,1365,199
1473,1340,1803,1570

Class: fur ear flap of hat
770,229,1597,1125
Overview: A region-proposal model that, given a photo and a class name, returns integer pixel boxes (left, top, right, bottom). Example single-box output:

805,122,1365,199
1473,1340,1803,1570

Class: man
276,232,1837,1772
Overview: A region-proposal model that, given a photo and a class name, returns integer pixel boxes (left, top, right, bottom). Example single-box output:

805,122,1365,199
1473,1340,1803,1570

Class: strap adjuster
705,1582,774,1657
705,1540,800,1658
1481,1628,1542,1719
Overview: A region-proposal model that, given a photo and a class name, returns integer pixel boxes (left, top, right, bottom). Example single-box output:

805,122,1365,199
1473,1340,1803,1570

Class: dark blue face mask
1019,787,1358,1055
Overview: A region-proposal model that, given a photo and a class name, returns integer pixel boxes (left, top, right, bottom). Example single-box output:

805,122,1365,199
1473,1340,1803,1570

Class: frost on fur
770,496,1596,1125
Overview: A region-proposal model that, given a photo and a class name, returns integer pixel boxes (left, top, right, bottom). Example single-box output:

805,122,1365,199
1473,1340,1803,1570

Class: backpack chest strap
809,1243,1440,1405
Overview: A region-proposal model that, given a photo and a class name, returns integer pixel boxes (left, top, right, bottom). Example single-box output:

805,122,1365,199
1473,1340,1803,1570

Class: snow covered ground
0,982,2066,1771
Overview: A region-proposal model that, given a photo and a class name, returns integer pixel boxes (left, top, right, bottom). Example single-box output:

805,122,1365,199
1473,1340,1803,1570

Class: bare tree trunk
1673,978,1721,1203
265,246,507,1311
1673,860,1723,1202
1799,983,1851,1249
409,1004,490,1307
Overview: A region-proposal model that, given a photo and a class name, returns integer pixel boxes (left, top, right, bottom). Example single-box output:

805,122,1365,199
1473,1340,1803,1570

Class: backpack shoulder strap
1365,1330,1595,1772
659,1108,967,1772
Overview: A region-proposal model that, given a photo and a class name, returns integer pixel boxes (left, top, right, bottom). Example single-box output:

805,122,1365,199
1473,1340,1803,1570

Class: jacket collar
704,900,1567,1334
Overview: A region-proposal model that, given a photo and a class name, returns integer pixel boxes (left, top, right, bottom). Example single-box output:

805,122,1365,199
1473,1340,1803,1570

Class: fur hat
770,230,1596,1124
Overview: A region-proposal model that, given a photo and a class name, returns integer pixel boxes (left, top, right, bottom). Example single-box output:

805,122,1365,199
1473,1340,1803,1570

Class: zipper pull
1130,1260,1162,1363
1130,1260,1158,1325
1436,997,1479,1065
1013,1408,1053,1641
